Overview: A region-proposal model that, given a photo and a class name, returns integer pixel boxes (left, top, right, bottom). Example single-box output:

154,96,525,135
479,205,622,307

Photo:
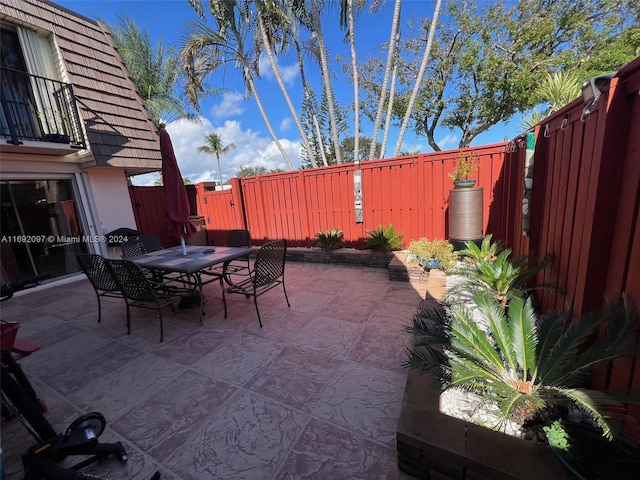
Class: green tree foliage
360,0,640,151
300,87,348,167
236,165,284,177
340,136,382,164
109,16,197,127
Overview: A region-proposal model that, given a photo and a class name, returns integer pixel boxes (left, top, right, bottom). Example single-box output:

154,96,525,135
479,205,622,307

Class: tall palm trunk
368,0,401,160
255,1,317,168
393,0,442,157
310,0,343,164
380,61,398,158
347,0,360,165
246,68,295,170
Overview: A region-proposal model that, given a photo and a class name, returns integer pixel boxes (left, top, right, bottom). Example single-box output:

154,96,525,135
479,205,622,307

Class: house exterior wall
86,168,137,235
0,0,161,281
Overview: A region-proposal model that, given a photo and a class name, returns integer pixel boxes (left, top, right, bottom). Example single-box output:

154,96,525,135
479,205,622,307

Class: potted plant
315,228,345,250
364,224,403,252
448,152,478,188
407,238,458,271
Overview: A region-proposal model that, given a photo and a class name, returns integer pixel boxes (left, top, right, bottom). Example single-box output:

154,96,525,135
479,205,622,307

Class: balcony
0,67,85,155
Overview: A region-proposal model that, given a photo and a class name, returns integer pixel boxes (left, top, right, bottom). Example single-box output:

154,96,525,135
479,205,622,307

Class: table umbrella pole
180,224,187,255
180,235,187,256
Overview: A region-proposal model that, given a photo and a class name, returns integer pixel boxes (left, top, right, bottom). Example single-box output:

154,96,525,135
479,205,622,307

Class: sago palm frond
473,293,518,372
552,294,639,386
507,295,538,380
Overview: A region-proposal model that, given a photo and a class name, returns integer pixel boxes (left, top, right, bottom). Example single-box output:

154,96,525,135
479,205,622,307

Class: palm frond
537,310,602,385
474,293,518,372
508,296,538,380
557,294,640,386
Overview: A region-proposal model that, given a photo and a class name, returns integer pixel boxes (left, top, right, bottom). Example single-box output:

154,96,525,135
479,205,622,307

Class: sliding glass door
0,179,88,284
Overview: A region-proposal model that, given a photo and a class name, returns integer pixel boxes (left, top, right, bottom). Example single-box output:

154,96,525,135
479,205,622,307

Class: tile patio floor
1,262,428,479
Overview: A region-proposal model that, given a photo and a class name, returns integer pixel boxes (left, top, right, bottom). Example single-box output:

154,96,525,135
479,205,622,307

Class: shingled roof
0,0,162,175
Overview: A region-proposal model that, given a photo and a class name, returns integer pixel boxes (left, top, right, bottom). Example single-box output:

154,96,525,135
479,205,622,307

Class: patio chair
77,254,124,324
120,234,167,283
221,238,290,327
107,259,181,342
120,234,162,258
208,229,253,282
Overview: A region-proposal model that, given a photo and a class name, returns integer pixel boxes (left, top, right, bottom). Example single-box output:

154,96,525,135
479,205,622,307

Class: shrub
450,235,553,307
448,151,478,181
405,292,640,441
364,224,403,252
408,238,458,271
315,229,345,250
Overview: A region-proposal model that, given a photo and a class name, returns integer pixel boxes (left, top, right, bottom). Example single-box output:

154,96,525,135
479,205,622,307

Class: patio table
129,245,255,324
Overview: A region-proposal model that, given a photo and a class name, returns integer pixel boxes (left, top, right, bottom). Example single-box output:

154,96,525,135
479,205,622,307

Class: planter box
285,247,393,269
397,370,572,480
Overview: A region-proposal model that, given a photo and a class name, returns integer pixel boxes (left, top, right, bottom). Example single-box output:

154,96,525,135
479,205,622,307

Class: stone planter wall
397,272,572,480
286,247,393,269
286,248,433,285
397,370,572,480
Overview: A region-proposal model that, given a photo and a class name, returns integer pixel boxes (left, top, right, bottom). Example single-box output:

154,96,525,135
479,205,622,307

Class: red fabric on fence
160,128,196,241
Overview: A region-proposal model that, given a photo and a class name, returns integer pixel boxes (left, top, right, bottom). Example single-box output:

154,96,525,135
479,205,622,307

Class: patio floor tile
111,370,236,459
163,389,308,479
244,346,342,412
2,262,423,480
275,418,400,480
313,360,406,447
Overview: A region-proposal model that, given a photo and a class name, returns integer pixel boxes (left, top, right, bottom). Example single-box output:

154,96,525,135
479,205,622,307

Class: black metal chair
107,259,180,342
120,234,168,284
120,234,162,258
221,239,290,327
77,254,124,324
208,229,252,282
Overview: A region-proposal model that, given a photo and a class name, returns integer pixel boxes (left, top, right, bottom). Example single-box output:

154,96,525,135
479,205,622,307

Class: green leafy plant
457,234,505,263
364,224,404,252
544,421,570,452
405,292,640,441
315,229,345,250
408,238,458,271
450,236,553,307
448,152,478,181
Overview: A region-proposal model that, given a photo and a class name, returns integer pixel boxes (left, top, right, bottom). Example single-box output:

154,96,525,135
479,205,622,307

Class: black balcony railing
0,67,85,149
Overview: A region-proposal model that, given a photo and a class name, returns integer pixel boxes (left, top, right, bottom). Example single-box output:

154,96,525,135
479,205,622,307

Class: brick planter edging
285,247,393,269
397,370,572,480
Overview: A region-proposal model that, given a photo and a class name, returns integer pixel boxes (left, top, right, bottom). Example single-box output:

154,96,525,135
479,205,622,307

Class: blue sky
56,0,518,185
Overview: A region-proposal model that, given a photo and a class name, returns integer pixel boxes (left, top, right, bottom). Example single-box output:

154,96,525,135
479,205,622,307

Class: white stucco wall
86,168,137,234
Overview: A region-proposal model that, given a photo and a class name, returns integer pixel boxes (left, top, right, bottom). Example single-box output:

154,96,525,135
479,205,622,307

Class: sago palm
451,236,552,307
405,293,640,440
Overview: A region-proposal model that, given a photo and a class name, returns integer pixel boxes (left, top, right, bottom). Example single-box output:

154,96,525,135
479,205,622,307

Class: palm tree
255,0,317,168
380,32,400,158
309,0,343,164
368,0,401,160
405,293,640,440
393,0,442,157
109,15,197,128
521,71,582,131
198,133,237,189
184,1,295,170
339,0,365,164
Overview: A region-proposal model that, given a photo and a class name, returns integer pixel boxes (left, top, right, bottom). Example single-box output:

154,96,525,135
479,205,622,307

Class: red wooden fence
494,56,640,439
223,144,506,247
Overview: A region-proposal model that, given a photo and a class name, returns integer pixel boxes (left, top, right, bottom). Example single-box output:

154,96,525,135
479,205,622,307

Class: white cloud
280,117,293,132
437,134,459,149
210,92,245,118
162,117,302,185
258,53,299,86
